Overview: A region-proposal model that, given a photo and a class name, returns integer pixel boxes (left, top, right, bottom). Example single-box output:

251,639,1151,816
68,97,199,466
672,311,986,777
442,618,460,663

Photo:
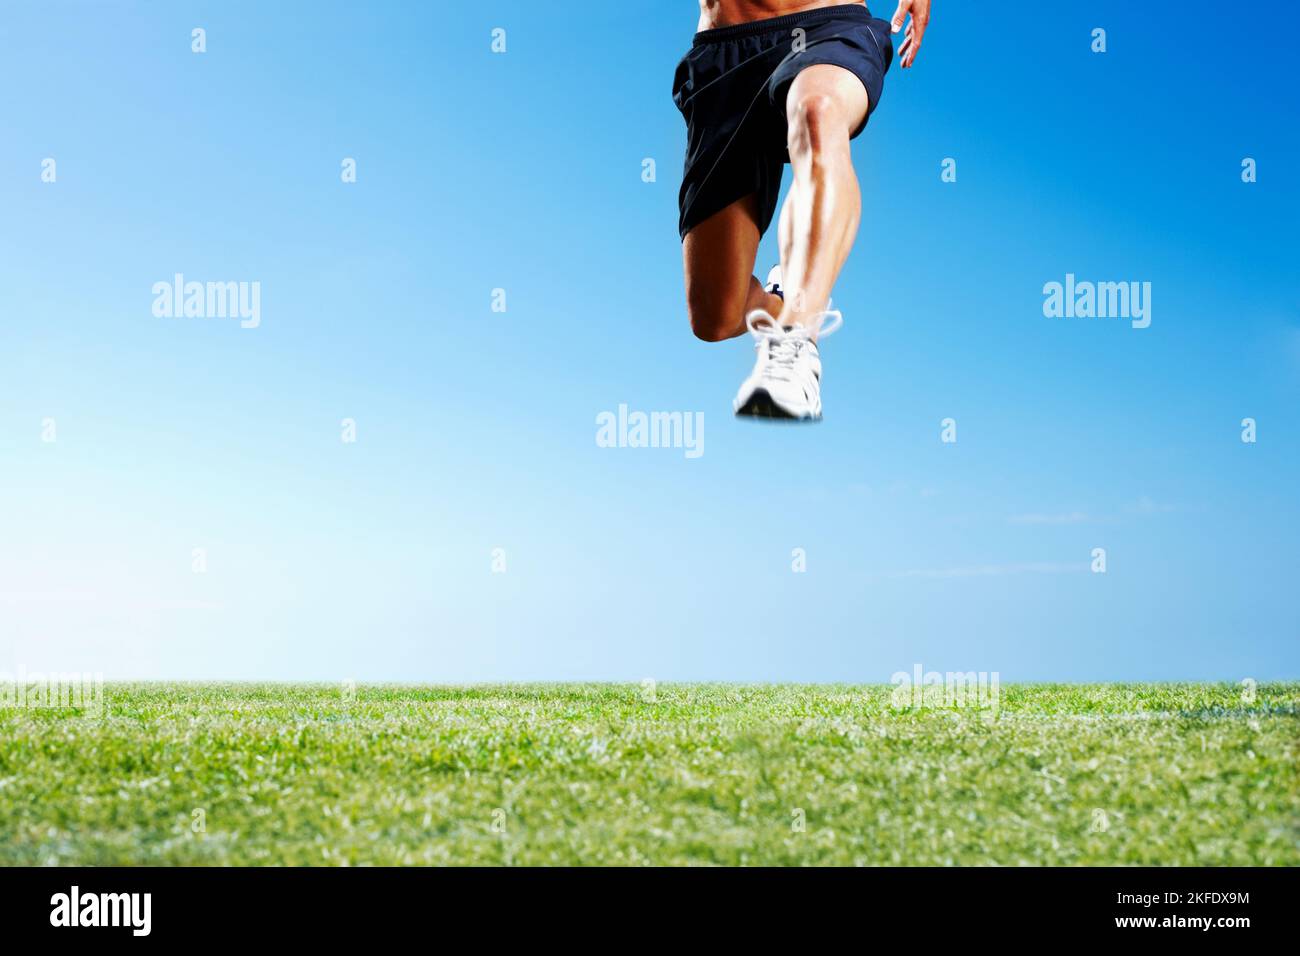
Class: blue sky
2,1,1296,682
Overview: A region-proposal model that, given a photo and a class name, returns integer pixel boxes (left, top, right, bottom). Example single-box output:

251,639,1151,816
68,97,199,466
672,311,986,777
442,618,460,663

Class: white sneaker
764,264,784,300
732,308,843,421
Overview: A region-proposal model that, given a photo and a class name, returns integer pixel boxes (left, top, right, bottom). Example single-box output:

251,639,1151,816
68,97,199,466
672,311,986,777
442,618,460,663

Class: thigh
784,62,871,132
682,193,763,315
768,11,894,139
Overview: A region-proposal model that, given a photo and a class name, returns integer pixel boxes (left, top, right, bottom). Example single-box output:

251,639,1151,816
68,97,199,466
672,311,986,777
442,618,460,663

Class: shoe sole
733,388,820,422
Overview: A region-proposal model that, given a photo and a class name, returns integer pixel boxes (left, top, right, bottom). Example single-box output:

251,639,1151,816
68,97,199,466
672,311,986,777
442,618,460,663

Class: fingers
899,27,921,68
891,0,912,34
898,12,928,68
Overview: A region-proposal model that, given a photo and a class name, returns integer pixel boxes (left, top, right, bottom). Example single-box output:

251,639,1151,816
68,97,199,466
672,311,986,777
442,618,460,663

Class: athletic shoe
764,263,784,300
732,307,843,421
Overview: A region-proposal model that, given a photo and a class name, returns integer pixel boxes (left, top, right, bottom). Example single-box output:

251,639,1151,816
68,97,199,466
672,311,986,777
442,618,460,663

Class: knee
787,92,840,160
686,285,744,342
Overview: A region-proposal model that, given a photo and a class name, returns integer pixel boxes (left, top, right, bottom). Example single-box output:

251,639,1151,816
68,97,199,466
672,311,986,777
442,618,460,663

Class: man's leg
776,64,871,336
683,193,786,342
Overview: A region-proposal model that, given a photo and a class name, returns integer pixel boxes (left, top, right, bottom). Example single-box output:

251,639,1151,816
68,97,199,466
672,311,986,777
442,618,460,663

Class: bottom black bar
0,866,1292,941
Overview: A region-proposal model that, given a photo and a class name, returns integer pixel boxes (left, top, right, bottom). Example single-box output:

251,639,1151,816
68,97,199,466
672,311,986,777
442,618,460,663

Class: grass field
1,682,1296,866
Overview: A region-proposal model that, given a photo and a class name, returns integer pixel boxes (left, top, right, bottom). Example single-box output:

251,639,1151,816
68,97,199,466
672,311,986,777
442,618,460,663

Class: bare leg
776,64,870,338
683,194,786,342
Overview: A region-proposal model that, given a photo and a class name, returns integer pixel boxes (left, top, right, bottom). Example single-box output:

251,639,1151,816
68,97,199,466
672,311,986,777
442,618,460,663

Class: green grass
1,682,1296,865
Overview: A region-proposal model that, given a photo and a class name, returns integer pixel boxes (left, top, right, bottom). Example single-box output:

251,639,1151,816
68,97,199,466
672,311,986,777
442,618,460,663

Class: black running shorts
672,3,893,240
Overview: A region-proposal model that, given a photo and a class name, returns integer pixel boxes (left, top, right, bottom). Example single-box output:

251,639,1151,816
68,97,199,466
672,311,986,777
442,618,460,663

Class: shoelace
744,308,843,383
